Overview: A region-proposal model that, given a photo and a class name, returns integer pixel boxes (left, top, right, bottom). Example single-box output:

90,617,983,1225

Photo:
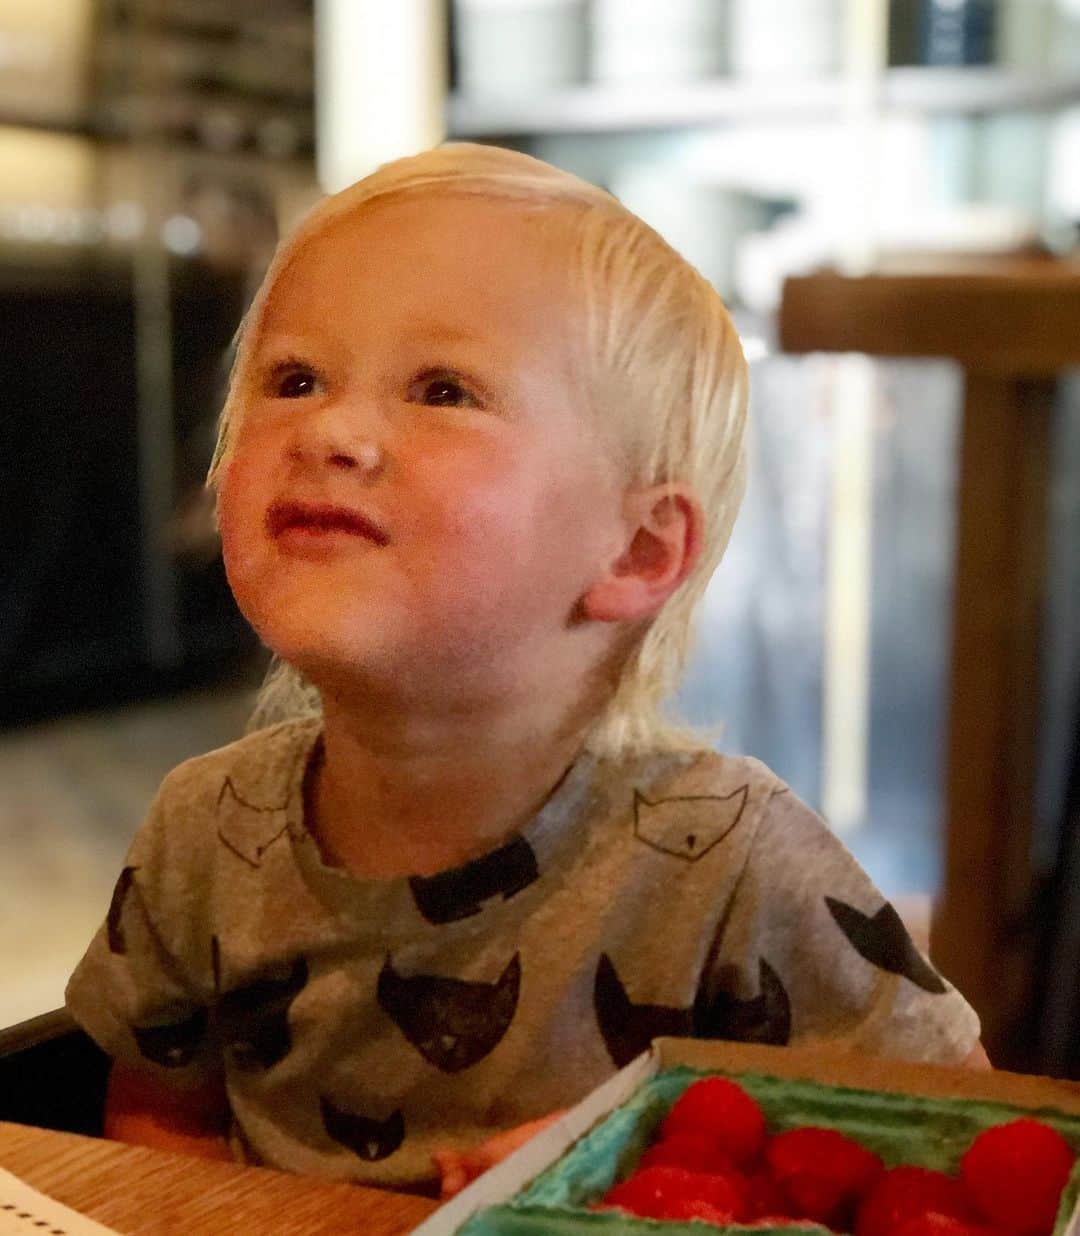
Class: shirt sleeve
65,778,221,1090
695,785,981,1066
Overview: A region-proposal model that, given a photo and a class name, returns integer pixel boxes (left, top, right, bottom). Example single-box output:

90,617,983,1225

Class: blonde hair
207,143,749,759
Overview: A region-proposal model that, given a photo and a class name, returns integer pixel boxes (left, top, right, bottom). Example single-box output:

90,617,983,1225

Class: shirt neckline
286,720,599,894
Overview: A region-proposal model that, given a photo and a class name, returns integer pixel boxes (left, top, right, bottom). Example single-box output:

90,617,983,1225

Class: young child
66,143,985,1198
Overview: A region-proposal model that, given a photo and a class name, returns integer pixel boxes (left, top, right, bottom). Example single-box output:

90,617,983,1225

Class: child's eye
407,370,481,409
268,365,321,399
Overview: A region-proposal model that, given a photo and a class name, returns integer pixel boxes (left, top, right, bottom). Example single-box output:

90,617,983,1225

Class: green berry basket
415,1039,1080,1236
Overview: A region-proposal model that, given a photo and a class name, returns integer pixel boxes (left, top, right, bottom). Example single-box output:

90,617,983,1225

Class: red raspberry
960,1118,1076,1235
767,1127,884,1223
603,1164,747,1222
659,1076,767,1167
893,1215,996,1236
662,1197,745,1224
745,1165,793,1221
639,1133,738,1175
857,1166,973,1236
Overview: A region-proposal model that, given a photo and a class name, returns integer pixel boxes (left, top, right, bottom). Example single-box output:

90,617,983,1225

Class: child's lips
265,499,390,547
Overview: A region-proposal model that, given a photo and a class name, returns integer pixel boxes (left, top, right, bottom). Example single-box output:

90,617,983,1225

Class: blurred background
0,0,1077,1075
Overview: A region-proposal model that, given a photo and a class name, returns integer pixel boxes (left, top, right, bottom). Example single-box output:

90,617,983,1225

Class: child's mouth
266,499,390,546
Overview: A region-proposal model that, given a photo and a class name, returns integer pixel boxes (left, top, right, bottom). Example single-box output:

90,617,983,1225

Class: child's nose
284,415,385,479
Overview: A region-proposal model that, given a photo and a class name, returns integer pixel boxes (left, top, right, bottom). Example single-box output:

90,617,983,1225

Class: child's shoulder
122,717,321,880
591,743,796,857
154,716,321,822
610,743,790,805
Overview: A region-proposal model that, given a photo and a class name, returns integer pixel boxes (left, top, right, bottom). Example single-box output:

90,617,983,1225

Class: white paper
0,1169,119,1235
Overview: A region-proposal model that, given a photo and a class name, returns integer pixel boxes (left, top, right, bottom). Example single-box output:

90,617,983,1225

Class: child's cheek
428,451,537,557
216,453,266,588
417,441,605,615
215,460,246,558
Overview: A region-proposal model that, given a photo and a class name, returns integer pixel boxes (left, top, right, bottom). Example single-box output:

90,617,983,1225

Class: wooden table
779,257,1080,1067
0,1121,439,1235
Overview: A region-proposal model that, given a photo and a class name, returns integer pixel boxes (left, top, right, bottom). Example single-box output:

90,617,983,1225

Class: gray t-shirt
66,719,979,1191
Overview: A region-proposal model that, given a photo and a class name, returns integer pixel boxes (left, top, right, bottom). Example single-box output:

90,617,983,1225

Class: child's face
218,194,628,712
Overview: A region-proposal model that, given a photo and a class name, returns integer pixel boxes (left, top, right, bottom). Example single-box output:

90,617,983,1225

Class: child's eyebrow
255,324,487,355
406,319,486,347
253,332,332,360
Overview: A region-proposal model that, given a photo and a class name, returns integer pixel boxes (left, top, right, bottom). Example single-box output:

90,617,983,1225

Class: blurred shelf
0,247,253,292
105,0,314,43
0,113,100,139
8,74,1076,148
0,117,314,174
448,69,1080,138
885,66,1080,113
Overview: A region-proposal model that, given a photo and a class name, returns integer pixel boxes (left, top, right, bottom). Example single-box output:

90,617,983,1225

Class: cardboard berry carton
414,1038,1080,1236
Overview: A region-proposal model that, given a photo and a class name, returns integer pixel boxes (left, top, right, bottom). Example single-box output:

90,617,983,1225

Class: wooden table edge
0,1121,440,1235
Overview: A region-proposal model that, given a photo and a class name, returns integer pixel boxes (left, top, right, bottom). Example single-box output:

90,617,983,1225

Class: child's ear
581,486,704,624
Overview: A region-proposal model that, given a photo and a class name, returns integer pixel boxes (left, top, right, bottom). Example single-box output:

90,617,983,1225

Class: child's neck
306,693,590,879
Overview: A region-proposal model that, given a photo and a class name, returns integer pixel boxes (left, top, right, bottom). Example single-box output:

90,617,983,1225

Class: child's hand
432,1110,567,1200
103,1063,234,1162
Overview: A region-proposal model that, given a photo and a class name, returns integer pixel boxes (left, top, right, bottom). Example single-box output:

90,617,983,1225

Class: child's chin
271,642,406,694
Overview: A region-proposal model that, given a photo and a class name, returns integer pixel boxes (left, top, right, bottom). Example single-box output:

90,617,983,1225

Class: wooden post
932,374,1054,1062
778,260,1080,1066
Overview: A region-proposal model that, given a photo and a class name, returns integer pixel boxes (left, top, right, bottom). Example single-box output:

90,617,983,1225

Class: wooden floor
0,681,258,1027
